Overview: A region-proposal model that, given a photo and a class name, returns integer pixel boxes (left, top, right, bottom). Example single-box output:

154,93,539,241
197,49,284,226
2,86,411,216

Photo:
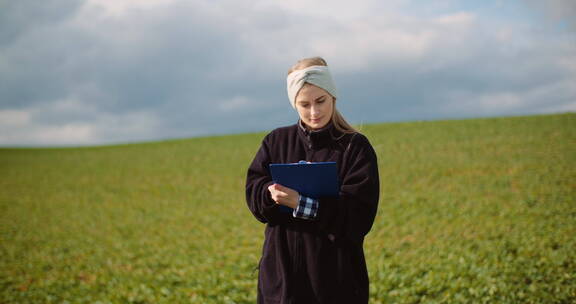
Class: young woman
245,57,380,304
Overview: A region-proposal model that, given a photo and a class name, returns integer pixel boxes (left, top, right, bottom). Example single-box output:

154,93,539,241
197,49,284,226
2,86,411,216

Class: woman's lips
311,117,322,123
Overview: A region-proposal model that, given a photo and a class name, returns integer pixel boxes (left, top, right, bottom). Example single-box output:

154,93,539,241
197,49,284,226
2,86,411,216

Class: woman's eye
317,99,325,104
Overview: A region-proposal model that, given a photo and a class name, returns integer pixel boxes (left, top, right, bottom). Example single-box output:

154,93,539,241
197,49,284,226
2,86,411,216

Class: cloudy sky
1,0,574,147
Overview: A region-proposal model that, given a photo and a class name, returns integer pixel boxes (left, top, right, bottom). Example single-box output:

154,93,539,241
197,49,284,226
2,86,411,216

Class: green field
1,113,575,303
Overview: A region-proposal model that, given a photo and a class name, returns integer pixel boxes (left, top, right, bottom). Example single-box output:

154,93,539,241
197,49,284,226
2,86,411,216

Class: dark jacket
245,121,380,304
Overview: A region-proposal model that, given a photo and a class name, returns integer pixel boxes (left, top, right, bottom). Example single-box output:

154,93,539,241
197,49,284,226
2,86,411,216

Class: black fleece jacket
245,121,380,304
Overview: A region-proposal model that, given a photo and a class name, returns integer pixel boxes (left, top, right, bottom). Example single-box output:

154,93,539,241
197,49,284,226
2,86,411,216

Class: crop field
1,113,575,303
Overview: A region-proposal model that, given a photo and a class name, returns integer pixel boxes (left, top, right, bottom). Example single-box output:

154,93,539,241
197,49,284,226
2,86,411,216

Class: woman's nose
311,105,320,116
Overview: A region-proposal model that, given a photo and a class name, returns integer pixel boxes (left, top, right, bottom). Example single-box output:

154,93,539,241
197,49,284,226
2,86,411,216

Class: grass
1,113,574,303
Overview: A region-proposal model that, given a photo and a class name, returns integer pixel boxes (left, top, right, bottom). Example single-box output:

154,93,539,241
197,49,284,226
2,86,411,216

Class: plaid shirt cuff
293,195,319,220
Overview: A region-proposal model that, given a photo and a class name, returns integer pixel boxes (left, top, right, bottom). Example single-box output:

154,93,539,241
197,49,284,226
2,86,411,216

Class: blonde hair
288,57,357,134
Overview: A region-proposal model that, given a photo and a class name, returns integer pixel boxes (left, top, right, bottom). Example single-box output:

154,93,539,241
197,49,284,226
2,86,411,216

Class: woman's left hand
268,183,299,209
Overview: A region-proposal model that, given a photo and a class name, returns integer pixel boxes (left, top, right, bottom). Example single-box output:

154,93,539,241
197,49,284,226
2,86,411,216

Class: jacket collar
297,119,341,150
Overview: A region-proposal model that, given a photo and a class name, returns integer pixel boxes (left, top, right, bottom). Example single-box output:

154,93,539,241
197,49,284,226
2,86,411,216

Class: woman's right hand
268,183,299,209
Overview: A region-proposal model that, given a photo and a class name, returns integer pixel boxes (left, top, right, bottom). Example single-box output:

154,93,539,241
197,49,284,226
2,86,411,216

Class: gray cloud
0,0,83,45
523,0,576,29
0,0,574,146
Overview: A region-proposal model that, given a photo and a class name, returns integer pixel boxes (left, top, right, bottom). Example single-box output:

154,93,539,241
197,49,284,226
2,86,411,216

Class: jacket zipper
292,222,302,274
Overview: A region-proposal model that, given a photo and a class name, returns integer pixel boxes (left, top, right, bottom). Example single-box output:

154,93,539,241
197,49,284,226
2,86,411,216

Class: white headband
286,65,338,109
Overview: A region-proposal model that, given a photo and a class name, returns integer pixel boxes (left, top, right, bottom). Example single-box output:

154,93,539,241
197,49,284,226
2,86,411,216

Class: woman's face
295,83,334,130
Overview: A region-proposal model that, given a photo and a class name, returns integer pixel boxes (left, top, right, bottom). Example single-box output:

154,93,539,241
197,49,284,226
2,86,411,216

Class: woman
245,57,380,304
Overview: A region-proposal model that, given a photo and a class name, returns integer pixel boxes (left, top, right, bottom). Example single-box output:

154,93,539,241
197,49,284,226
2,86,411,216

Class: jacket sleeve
316,134,380,244
245,134,284,224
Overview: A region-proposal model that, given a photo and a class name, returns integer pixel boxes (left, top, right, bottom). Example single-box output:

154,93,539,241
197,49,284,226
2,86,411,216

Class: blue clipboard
269,161,339,213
